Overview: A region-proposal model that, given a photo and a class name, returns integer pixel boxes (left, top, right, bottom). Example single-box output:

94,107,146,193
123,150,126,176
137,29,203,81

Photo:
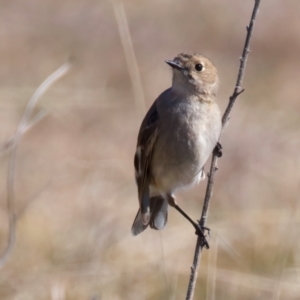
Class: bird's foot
213,142,222,158
193,221,210,249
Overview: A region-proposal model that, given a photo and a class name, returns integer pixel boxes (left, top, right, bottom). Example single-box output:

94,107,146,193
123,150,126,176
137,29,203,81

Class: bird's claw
194,222,211,249
213,142,222,158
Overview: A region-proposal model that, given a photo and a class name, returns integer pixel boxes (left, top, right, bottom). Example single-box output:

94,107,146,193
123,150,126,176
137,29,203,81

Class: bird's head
166,53,219,97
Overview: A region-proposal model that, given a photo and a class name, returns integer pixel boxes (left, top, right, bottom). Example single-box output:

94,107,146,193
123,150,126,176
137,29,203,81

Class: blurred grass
0,0,300,299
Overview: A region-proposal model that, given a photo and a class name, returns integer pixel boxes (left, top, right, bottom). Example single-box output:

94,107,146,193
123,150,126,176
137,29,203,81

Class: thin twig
185,1,261,299
0,61,72,270
0,109,49,155
206,236,219,300
112,0,146,118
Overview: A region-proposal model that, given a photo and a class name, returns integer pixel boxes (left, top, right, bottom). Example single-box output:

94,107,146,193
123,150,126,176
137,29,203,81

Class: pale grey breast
150,90,221,193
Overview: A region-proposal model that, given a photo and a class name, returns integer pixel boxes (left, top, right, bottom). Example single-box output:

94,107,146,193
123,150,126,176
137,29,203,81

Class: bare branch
185,1,261,299
0,60,72,270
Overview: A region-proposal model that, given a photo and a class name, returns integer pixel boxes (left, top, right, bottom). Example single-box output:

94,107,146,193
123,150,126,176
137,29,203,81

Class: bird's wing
134,100,160,224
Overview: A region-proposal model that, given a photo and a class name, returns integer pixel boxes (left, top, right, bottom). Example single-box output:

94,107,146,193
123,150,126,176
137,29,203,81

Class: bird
131,53,222,245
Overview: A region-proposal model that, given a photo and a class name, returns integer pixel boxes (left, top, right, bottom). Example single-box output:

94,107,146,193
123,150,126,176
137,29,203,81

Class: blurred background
0,0,300,299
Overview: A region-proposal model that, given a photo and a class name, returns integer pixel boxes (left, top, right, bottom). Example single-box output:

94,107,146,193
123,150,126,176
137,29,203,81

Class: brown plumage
132,53,221,236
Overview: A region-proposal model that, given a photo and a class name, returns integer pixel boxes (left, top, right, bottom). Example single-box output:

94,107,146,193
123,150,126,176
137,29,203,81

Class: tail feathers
131,196,168,236
131,210,148,236
149,196,168,230
140,186,150,224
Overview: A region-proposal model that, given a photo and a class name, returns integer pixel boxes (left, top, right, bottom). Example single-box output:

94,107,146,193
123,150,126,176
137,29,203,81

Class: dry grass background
0,0,300,299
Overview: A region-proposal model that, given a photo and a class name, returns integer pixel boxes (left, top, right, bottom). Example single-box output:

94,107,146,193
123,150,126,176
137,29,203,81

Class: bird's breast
150,98,221,193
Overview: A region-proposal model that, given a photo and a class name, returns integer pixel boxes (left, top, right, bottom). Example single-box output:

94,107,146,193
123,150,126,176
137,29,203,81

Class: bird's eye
195,63,204,72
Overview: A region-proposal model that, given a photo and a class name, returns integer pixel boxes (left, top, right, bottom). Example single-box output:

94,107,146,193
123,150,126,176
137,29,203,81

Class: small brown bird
131,53,222,243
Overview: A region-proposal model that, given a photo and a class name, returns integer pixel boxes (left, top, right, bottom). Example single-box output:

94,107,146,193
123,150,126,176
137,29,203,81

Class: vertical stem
112,0,146,118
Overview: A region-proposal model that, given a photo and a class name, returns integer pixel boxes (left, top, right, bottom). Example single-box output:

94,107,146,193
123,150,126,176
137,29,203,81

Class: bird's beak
165,60,185,71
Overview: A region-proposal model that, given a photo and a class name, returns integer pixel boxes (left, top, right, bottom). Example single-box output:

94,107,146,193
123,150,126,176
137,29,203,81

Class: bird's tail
131,196,168,236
